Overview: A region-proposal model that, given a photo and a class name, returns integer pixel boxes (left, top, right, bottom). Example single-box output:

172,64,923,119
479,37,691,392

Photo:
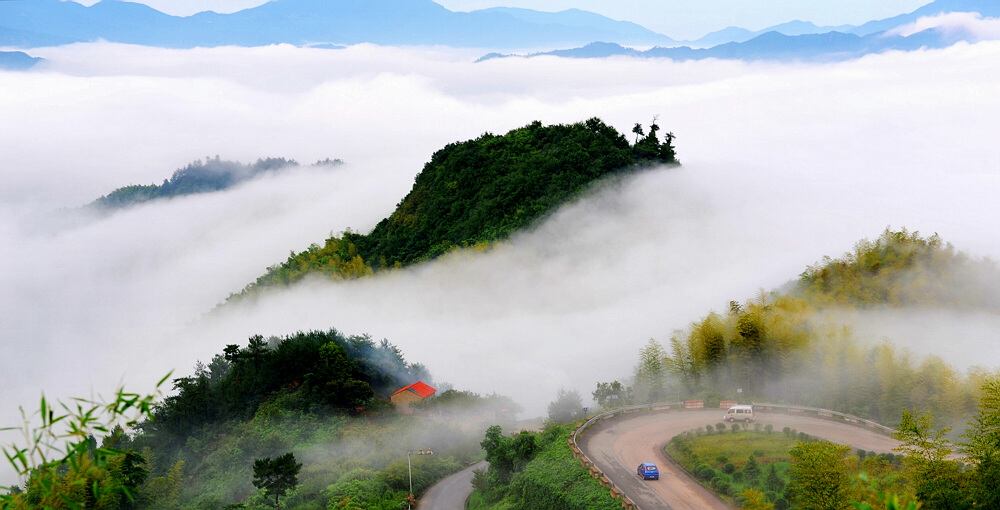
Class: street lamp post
407,449,433,509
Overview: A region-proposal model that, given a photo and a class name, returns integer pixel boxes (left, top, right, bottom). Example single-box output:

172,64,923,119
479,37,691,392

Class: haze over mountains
0,50,40,69
0,0,675,50
691,0,998,46
1,0,998,66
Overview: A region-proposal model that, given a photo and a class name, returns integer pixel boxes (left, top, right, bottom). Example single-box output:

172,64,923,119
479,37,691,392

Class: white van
724,404,755,422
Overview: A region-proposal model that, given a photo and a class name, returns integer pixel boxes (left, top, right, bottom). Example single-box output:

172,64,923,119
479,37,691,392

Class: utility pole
407,448,433,510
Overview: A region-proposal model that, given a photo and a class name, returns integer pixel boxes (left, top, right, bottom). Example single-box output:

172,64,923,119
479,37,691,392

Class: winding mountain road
418,408,899,510
578,408,900,509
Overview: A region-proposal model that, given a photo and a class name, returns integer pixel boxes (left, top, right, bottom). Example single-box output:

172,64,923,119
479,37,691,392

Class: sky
67,0,934,40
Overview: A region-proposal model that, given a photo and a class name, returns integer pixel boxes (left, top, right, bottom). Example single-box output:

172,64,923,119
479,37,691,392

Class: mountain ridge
482,0,997,63
5,0,993,61
0,50,42,70
513,28,953,63
0,0,675,50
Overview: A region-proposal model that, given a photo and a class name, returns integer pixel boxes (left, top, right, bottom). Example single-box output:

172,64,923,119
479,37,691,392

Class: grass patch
671,430,799,467
664,427,804,508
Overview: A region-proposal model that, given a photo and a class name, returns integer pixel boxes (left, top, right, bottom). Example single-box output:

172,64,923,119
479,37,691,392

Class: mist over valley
2,10,1000,504
3,39,998,419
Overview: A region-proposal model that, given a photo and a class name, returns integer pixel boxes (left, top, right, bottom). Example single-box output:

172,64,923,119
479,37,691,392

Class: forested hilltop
91,156,342,210
2,329,518,509
230,118,678,300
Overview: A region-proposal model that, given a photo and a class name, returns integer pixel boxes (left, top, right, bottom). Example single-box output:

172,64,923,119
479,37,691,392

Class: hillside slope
232,117,678,299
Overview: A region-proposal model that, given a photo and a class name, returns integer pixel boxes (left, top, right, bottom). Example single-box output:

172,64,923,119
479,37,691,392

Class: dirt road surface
578,408,900,509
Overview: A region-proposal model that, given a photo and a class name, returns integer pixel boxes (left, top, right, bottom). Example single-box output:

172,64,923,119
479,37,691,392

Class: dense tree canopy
233,118,679,299
90,156,341,209
1,328,473,509
252,452,302,509
135,329,430,469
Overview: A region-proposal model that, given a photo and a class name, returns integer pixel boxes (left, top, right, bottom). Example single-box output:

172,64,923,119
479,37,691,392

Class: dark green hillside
91,156,342,209
235,118,678,298
139,329,430,447
2,329,495,509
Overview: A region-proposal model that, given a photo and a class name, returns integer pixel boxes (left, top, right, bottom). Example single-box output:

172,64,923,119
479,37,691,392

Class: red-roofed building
391,381,437,415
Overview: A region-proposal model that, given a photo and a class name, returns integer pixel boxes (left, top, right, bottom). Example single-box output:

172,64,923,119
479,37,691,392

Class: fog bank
1,42,999,450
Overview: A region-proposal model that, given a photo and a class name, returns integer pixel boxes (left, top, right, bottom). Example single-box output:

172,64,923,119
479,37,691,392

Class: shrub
716,455,729,464
764,424,773,434
723,463,735,474
731,423,741,433
716,480,734,496
716,423,727,432
694,464,716,481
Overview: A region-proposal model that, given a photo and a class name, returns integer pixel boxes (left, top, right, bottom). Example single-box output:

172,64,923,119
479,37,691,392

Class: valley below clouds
1,40,999,429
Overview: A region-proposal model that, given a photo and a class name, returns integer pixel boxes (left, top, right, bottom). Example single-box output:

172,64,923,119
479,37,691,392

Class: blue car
637,462,659,480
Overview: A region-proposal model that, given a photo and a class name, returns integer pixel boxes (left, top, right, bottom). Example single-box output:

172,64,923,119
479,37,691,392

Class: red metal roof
392,381,437,398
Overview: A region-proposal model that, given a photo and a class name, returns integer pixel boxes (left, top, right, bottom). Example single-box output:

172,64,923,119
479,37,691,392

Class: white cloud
1,42,1000,478
888,12,1000,40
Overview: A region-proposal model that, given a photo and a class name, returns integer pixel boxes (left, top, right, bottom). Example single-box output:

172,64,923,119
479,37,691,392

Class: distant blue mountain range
1,0,996,67
688,0,998,46
0,50,42,69
0,0,674,50
507,30,950,63
483,0,999,62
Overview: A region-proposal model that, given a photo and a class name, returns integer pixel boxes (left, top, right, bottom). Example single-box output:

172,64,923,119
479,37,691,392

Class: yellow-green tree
635,339,668,402
961,376,1000,508
892,408,970,508
787,441,852,510
739,488,774,510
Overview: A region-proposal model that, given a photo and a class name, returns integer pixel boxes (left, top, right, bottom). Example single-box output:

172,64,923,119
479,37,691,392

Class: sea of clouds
1,41,999,453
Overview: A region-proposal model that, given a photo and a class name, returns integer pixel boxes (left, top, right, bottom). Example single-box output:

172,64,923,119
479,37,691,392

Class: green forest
4,117,682,510
575,228,1000,510
0,329,509,510
8,112,1000,510
604,229,1000,427
91,157,341,210
229,118,678,300
472,229,1000,510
